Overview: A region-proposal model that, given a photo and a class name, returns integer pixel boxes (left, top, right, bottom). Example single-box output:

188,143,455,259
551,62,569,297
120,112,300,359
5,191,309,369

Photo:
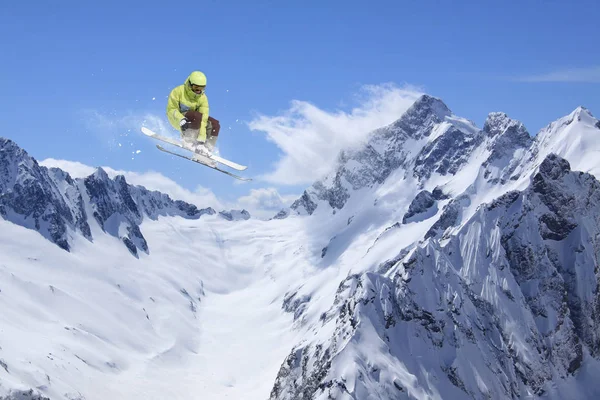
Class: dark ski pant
181,111,220,150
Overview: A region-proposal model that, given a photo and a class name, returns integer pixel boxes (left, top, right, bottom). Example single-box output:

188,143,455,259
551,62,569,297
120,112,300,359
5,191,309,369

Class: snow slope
0,210,313,400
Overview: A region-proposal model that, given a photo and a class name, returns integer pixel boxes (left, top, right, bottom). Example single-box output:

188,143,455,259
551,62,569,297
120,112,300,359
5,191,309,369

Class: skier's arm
166,88,185,131
198,94,209,141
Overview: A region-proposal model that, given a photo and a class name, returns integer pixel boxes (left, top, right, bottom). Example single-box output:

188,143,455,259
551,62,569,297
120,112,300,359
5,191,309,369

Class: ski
141,127,247,171
155,145,252,181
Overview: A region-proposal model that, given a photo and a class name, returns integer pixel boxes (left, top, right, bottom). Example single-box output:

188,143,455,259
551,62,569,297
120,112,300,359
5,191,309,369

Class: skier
166,71,221,154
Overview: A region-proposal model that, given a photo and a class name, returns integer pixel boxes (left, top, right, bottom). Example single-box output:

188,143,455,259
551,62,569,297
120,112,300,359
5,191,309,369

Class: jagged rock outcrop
412,124,481,181
0,390,52,400
219,209,251,221
290,192,318,216
483,112,532,158
500,154,600,358
271,209,290,220
402,190,436,224
425,194,470,239
0,138,91,251
431,186,449,200
481,112,533,184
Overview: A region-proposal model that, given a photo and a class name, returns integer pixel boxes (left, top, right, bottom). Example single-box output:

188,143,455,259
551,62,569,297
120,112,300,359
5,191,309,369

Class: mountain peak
0,137,29,160
482,112,531,153
388,94,453,140
535,105,600,150
483,112,527,137
92,167,110,181
572,106,600,127
573,105,592,117
407,94,452,121
0,137,17,150
558,105,597,127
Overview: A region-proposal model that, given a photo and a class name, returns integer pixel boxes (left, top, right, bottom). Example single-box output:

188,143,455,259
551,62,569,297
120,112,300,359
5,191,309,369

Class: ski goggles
189,82,205,93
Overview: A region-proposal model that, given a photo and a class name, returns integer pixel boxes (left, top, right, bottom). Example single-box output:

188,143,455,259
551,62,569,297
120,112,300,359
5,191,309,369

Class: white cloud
232,188,299,219
516,66,600,83
40,159,97,178
40,158,222,210
248,83,423,185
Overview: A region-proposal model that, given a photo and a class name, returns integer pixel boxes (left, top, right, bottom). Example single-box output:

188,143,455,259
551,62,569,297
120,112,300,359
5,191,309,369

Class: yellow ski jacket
166,72,209,141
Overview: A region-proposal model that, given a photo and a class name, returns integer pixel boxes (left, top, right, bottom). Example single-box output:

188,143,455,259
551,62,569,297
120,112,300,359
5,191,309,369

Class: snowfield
0,213,313,400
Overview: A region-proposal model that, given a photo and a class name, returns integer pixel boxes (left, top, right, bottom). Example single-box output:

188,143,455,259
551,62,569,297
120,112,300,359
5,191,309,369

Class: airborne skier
166,71,221,154
142,70,251,180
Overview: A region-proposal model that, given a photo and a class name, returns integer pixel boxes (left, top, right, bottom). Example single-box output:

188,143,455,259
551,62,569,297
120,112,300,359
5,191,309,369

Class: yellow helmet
187,71,207,86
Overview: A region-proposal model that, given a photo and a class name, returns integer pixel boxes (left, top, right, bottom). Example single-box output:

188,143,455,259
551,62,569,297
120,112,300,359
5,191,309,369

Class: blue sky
1,0,599,215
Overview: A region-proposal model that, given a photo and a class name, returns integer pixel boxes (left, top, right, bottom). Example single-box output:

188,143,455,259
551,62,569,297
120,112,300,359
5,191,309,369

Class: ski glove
179,118,191,131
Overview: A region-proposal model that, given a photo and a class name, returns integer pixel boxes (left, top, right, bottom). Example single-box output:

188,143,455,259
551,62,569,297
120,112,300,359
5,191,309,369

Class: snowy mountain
272,155,600,400
0,138,216,257
1,95,600,400
275,96,600,399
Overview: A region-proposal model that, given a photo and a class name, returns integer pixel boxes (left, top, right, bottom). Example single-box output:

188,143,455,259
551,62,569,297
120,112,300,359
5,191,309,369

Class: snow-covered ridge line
0,137,250,256
289,94,600,219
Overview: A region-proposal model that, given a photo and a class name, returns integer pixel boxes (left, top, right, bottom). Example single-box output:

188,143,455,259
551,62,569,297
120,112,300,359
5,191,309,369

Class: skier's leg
180,127,198,149
181,111,205,150
205,119,215,151
206,117,220,152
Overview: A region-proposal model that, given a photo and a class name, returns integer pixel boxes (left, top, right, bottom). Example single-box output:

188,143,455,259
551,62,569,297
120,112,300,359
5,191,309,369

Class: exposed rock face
412,125,481,181
402,190,436,224
0,390,52,400
271,209,290,220
481,112,533,184
0,138,91,251
483,112,532,162
500,155,600,360
219,209,251,221
425,195,470,239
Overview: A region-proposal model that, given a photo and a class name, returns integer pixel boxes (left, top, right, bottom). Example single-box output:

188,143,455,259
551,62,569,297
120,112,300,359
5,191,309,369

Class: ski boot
191,142,217,167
